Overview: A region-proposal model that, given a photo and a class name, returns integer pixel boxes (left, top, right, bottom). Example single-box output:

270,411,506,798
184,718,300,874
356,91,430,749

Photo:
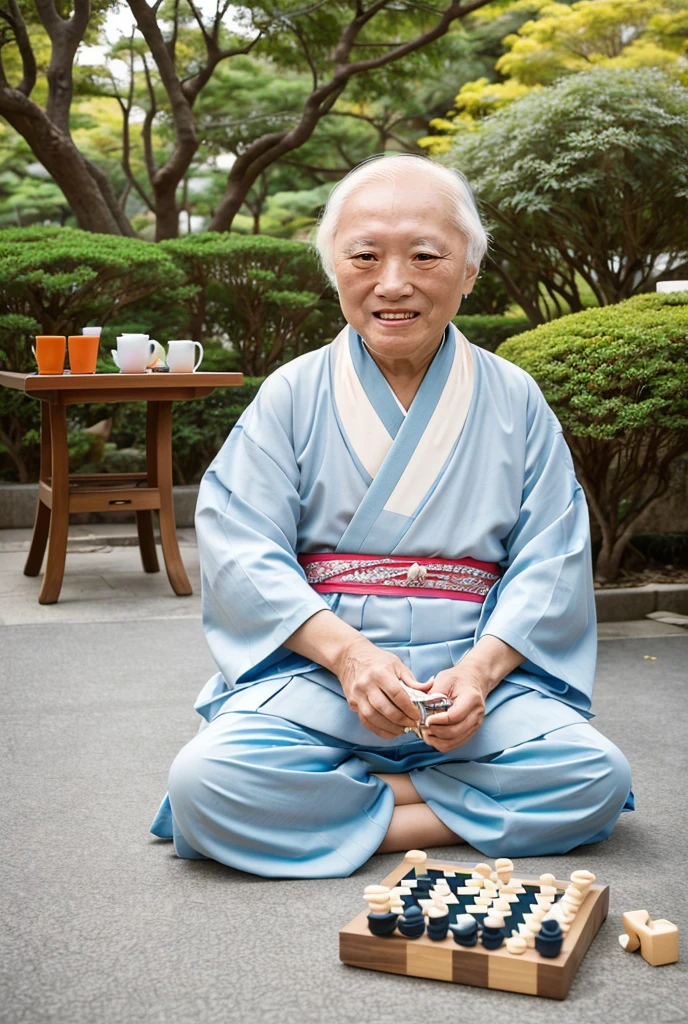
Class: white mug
112,335,155,374
166,340,204,373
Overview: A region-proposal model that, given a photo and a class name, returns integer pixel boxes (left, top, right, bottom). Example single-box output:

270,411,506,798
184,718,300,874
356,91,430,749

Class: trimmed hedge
497,292,688,581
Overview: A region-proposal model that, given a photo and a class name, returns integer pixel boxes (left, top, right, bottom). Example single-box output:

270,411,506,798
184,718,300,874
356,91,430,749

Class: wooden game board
339,857,609,999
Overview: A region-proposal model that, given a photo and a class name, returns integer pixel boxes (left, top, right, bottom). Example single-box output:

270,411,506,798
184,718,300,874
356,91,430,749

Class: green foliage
159,233,342,375
496,293,688,438
497,292,688,580
442,68,688,320
0,227,340,481
0,227,185,361
453,314,530,351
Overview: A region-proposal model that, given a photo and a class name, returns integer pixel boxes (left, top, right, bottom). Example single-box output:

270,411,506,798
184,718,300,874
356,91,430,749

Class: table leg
147,401,192,595
39,402,69,604
24,400,52,577
136,511,160,573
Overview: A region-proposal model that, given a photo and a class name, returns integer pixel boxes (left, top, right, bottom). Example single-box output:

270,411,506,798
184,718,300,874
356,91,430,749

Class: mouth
373,310,420,322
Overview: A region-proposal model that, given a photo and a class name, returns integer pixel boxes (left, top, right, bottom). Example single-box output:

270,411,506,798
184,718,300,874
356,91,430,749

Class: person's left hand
420,664,489,752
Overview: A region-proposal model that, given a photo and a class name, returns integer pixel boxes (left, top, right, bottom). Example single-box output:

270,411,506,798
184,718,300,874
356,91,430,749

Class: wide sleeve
195,371,330,689
475,376,597,714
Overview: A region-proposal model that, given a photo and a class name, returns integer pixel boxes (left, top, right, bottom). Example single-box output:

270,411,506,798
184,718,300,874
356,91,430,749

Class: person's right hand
334,636,434,740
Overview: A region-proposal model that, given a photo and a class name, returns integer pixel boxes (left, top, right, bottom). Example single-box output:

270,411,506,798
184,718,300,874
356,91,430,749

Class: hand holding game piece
336,637,433,739
417,665,488,751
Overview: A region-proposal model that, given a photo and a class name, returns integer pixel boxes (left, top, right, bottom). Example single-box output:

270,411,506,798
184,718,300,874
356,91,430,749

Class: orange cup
32,336,66,375
68,335,99,374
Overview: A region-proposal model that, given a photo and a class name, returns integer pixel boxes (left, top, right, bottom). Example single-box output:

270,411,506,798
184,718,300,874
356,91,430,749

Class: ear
462,264,479,295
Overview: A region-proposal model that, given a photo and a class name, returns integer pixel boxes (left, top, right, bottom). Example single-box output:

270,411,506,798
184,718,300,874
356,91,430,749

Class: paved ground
1,527,686,1024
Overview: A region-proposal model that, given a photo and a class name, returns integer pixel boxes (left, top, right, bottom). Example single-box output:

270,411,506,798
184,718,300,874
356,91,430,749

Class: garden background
1,0,688,583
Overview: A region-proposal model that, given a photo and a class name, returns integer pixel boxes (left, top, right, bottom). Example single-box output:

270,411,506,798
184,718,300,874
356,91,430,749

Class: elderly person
151,154,633,877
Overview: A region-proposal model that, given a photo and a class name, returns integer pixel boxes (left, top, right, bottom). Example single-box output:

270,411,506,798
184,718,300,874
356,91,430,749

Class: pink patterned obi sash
297,553,501,604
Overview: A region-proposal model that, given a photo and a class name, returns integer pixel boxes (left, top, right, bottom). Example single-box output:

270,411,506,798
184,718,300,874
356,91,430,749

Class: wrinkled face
333,173,478,363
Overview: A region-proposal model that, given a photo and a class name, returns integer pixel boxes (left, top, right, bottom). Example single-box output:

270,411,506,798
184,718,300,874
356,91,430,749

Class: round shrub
497,292,688,581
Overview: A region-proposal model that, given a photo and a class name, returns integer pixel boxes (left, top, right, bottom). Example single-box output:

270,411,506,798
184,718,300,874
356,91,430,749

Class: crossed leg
372,772,464,853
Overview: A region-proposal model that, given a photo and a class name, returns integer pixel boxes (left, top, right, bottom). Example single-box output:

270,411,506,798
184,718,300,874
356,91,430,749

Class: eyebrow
340,236,444,255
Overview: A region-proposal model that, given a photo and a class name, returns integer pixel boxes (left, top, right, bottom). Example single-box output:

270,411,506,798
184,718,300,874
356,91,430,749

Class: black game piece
398,906,426,939
535,918,563,958
367,911,398,937
450,914,478,947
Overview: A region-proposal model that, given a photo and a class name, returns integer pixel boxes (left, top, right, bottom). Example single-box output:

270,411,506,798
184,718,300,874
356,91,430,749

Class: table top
0,370,245,393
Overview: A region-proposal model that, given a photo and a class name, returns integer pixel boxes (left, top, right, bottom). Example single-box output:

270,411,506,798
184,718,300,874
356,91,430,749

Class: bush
497,292,688,582
159,234,343,376
0,228,342,483
453,314,531,352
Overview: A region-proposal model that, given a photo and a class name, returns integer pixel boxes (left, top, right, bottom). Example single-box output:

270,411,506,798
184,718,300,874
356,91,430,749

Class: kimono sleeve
195,371,330,689
475,376,597,713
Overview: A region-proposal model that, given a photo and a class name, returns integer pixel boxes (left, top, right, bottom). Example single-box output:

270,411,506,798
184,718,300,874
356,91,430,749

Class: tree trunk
594,534,628,585
153,187,180,241
3,107,129,234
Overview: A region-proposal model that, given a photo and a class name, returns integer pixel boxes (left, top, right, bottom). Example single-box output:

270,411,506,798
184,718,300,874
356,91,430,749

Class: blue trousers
152,710,633,879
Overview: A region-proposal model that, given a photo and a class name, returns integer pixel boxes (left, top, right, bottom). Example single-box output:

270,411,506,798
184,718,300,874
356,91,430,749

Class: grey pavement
1,526,686,1024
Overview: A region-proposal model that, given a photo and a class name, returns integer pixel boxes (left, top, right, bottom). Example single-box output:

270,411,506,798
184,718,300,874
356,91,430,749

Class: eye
414,252,440,262
351,252,376,262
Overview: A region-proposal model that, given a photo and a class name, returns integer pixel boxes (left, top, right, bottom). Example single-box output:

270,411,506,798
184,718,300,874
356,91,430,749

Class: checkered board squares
399,867,563,931
339,858,609,1000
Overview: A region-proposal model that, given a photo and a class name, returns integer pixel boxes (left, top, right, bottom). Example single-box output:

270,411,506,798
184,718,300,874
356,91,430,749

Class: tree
0,0,135,234
441,68,688,323
0,0,500,239
420,0,688,150
497,292,688,583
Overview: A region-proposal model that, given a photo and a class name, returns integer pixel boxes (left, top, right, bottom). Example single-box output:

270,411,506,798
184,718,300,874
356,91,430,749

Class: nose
373,259,414,300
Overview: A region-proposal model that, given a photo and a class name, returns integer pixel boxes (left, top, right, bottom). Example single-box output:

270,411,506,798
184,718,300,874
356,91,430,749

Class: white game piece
495,858,514,885
460,887,481,897
465,905,488,915
474,863,493,878
364,885,389,895
570,870,595,892
470,873,486,888
417,899,435,911
561,895,582,913
539,873,557,889
405,850,428,867
427,905,449,920
442,894,459,904
364,893,390,907
484,914,504,930
492,897,513,916
535,894,554,909
565,885,584,900
526,919,542,935
518,923,536,947
506,934,527,955
531,907,547,923
475,895,493,907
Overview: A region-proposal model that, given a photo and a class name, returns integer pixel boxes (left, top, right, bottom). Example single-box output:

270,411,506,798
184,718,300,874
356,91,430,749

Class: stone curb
0,483,199,528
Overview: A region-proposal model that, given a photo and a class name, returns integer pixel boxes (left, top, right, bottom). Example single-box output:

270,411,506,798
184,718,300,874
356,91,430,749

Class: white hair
314,153,489,289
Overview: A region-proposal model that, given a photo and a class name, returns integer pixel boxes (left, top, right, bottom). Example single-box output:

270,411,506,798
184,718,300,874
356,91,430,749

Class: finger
424,711,484,749
368,689,418,729
358,699,406,738
425,689,482,729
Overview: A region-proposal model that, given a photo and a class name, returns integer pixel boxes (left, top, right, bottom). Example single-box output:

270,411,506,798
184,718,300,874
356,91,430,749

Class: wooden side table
0,371,243,604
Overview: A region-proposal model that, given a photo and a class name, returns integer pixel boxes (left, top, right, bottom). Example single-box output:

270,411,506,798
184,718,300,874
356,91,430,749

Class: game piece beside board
339,851,609,999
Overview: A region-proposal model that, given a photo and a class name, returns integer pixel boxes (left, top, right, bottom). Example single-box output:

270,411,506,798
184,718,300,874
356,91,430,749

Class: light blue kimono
151,324,633,877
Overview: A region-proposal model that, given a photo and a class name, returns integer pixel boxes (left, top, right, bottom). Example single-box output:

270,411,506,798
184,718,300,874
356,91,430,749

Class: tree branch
0,0,36,96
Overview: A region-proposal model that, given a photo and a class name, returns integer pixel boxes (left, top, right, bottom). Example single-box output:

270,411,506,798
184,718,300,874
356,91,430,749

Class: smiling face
332,171,479,367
